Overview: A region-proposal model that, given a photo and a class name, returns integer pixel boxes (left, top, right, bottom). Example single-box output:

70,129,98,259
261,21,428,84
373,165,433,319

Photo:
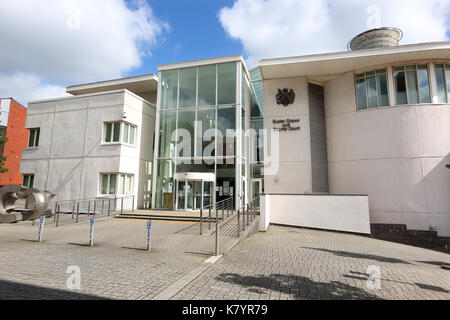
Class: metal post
72,200,76,219
101,199,104,215
56,205,60,227
76,202,80,223
215,216,219,256
132,196,135,212
87,200,90,216
199,208,203,235
208,208,211,230
54,202,58,222
247,204,250,226
108,198,111,216
242,205,245,231
89,217,95,247
38,216,45,242
93,200,97,217
237,209,240,237
121,197,124,214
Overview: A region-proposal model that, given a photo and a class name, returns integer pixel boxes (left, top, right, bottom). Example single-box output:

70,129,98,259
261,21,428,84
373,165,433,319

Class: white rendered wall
263,77,313,194
261,194,371,234
324,71,450,237
20,90,155,208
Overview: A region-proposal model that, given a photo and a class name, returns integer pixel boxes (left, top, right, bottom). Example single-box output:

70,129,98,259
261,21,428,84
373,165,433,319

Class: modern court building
20,28,450,237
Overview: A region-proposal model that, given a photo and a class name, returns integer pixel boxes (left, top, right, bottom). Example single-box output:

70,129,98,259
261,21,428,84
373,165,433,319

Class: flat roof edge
158,55,245,71
259,41,450,67
66,74,158,93
28,89,156,107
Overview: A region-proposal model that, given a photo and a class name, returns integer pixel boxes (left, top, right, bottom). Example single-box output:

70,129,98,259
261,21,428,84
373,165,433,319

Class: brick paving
0,220,449,300
0,218,236,300
172,225,450,300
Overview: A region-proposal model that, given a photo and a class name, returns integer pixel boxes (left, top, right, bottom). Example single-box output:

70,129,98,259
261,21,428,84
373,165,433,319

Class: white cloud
0,73,68,106
219,0,450,67
0,0,168,104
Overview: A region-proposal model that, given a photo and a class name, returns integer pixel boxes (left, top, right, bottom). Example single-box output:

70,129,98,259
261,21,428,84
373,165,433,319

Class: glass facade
154,60,251,209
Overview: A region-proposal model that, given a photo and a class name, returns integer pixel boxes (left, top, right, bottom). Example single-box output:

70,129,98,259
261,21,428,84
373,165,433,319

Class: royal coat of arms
276,89,295,106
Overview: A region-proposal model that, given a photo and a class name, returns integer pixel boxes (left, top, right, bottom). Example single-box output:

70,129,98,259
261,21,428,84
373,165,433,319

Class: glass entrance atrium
153,57,263,210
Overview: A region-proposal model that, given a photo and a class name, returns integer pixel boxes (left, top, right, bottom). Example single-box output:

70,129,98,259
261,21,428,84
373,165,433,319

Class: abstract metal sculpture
0,185,55,224
276,89,296,106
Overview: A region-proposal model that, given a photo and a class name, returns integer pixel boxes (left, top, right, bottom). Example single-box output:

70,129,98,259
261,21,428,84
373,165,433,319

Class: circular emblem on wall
276,89,295,106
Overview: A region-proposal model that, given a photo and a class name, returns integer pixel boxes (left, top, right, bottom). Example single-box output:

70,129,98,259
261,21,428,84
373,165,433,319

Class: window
100,173,134,195
435,64,450,103
394,65,431,105
104,122,120,143
122,123,136,145
355,69,389,110
28,128,40,147
104,122,136,145
118,174,134,195
23,174,34,188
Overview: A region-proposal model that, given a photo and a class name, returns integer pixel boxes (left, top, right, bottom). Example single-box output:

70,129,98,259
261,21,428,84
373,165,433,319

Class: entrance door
251,179,263,199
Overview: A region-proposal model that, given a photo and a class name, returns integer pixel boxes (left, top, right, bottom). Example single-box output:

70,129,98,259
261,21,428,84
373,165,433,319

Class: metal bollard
88,217,95,247
72,200,76,219
208,208,211,230
108,198,111,216
215,216,219,256
56,205,60,227
37,216,45,242
121,197,124,214
199,208,203,235
146,220,152,251
76,202,80,223
237,209,240,237
87,200,90,216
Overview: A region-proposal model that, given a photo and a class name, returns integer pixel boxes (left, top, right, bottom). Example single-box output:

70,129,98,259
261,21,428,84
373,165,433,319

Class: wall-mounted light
122,112,127,119
273,176,279,183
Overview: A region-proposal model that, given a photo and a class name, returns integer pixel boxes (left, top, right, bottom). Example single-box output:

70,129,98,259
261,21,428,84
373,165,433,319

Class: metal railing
33,196,135,227
236,197,260,237
198,196,260,256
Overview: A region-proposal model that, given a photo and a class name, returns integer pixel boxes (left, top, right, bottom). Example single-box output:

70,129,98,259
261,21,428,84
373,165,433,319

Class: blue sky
134,0,244,76
0,0,449,105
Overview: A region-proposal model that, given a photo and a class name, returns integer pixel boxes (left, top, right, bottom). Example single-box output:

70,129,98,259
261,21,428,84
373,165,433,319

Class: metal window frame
354,68,388,111
394,64,431,105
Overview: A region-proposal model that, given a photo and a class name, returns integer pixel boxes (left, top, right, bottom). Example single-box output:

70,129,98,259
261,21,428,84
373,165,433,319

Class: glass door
177,181,186,210
203,181,212,208
186,181,194,210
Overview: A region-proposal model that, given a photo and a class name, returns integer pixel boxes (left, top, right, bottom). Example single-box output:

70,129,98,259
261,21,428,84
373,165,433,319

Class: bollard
208,208,211,230
146,220,152,251
121,197,124,214
87,200,90,216
56,205,60,227
54,202,58,222
72,200,76,220
108,198,111,216
88,217,95,247
199,208,203,235
37,216,45,242
215,215,219,256
237,209,240,237
76,202,80,223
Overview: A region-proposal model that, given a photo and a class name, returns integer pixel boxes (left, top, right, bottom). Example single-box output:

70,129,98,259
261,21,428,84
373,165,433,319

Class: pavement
0,218,449,300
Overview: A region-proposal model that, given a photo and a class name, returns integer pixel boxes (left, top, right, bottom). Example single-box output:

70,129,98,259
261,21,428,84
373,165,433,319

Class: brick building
0,98,28,186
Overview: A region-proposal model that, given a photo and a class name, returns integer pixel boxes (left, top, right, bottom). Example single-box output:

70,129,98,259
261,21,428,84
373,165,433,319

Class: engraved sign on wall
273,119,300,132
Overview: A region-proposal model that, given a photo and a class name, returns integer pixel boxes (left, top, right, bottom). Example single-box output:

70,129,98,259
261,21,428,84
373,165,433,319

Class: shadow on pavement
215,273,380,300
0,279,110,300
301,247,410,264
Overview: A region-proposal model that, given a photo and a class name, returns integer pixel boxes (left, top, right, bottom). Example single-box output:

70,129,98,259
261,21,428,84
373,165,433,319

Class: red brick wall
0,99,28,186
